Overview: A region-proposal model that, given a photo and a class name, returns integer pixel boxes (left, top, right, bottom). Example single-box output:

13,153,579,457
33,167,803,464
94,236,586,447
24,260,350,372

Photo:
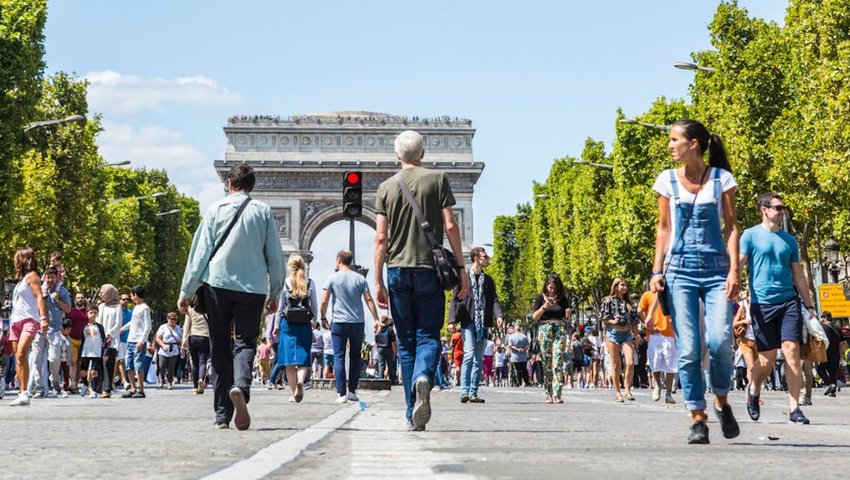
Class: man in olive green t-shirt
374,130,469,432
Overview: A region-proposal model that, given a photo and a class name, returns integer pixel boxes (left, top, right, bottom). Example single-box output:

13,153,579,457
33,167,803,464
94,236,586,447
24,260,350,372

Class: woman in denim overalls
649,119,741,445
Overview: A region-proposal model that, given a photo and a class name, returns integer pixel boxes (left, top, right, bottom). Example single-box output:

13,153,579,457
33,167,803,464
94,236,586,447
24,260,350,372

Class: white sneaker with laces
347,392,359,402
46,390,57,399
652,384,661,401
10,393,30,406
89,391,98,399
335,395,348,404
60,391,69,398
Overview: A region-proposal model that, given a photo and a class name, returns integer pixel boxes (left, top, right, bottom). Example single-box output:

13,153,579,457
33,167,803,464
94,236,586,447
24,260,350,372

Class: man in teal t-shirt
739,192,817,425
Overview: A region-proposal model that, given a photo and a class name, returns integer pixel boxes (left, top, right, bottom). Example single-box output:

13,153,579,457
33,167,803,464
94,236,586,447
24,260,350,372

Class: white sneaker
80,386,88,397
46,390,58,399
665,392,676,404
652,384,661,401
89,391,98,399
10,393,30,406
347,392,359,402
59,391,69,399
335,395,348,404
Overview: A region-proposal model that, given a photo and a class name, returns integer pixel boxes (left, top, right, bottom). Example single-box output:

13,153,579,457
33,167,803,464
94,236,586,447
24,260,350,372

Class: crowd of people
4,123,850,447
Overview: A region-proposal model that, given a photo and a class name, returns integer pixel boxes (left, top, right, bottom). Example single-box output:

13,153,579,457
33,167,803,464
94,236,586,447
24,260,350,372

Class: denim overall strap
712,167,721,205
668,169,680,205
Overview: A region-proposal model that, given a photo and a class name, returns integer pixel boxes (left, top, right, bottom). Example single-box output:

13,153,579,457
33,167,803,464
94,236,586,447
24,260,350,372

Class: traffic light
342,171,362,219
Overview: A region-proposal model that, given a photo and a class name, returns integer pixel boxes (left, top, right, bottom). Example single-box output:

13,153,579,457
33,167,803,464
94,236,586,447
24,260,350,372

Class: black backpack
375,326,391,348
283,283,314,324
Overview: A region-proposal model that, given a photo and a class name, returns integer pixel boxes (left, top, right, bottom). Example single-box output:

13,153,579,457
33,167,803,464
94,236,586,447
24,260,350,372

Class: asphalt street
2,383,849,479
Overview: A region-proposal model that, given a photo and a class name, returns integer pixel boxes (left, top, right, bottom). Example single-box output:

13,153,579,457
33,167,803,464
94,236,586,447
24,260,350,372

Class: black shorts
80,357,103,372
751,298,802,352
572,359,583,371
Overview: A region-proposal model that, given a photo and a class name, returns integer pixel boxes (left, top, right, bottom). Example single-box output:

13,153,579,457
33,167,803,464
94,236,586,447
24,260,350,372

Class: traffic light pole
349,218,356,264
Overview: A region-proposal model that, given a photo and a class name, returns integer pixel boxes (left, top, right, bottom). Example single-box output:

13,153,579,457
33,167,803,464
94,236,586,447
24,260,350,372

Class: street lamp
619,118,671,131
155,209,181,217
110,192,166,203
23,114,85,132
535,194,549,199
825,238,841,283
673,62,717,73
103,160,131,167
573,159,614,169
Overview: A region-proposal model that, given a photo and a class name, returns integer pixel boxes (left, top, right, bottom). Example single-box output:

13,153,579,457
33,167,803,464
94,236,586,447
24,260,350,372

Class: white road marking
203,391,389,480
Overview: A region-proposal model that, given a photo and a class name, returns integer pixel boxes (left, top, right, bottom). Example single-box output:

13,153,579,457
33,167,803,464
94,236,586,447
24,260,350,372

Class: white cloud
86,70,241,115
98,122,223,211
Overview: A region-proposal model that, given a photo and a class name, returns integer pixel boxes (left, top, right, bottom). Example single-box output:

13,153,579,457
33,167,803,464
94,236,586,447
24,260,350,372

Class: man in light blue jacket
178,163,285,431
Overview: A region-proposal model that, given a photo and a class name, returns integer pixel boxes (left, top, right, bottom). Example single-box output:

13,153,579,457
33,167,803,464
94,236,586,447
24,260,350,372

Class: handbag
393,173,461,290
189,196,252,314
801,337,827,363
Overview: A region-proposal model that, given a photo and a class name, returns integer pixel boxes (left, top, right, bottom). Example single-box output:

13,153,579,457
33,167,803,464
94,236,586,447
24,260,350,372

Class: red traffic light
345,172,361,184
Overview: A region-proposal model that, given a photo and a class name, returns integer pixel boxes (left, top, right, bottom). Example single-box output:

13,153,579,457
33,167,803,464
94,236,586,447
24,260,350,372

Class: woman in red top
449,323,464,387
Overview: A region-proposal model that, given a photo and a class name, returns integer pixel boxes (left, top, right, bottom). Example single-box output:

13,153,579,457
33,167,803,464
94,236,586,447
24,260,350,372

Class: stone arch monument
214,112,484,264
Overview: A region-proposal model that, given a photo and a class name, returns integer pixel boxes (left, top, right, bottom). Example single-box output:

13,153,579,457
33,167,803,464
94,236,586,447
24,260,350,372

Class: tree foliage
489,0,850,317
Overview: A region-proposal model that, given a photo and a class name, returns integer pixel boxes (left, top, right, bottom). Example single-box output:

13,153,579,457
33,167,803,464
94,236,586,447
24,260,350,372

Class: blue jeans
665,256,733,411
387,267,445,421
460,325,487,397
331,322,365,395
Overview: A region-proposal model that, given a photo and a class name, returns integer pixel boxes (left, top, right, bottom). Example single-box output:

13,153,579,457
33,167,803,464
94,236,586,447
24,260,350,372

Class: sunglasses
764,204,787,211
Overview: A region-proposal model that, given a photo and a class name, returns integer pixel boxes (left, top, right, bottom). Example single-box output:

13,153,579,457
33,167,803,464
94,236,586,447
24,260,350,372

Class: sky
43,1,788,324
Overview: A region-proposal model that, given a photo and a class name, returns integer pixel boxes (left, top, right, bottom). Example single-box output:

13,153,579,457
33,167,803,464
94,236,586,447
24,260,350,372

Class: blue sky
44,1,787,318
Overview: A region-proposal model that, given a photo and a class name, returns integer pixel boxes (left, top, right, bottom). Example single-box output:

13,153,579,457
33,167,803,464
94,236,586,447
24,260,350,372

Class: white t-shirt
322,330,333,355
494,351,506,367
483,339,495,357
81,323,102,358
156,323,183,357
652,167,737,254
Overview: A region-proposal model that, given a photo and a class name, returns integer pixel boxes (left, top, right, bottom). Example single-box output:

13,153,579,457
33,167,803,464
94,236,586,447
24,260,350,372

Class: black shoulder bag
393,173,461,291
190,197,251,314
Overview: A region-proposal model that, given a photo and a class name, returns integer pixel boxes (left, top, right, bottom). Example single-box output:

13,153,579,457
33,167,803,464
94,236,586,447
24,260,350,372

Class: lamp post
23,115,85,132
573,159,614,169
619,118,671,131
104,160,131,167
110,192,166,204
673,62,717,73
155,209,181,217
825,238,841,284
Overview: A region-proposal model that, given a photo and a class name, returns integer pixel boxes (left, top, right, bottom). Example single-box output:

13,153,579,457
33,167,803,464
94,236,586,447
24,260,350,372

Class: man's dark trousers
204,284,266,424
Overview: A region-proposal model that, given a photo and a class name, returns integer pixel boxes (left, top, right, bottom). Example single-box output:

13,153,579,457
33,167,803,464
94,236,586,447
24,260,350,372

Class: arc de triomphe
214,112,484,264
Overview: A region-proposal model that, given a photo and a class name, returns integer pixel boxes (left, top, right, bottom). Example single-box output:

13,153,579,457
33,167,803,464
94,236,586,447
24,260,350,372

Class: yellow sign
818,283,850,318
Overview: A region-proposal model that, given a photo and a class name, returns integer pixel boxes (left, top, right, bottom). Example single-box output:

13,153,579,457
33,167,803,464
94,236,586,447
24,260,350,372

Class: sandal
553,398,564,404
625,392,635,401
615,393,624,403
544,397,553,404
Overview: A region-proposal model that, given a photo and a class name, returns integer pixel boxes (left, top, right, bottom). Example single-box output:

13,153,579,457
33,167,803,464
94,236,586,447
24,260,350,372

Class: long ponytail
672,119,732,173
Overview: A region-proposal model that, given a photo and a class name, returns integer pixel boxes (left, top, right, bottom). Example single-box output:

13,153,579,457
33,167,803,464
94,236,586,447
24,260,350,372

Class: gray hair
394,130,424,163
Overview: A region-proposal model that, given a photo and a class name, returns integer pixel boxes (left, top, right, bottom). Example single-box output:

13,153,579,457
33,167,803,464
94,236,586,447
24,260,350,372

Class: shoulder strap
209,196,252,263
668,170,680,203
713,167,722,203
393,173,441,248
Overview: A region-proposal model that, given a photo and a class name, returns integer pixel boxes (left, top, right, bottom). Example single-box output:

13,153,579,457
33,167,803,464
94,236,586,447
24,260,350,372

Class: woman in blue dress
273,255,318,403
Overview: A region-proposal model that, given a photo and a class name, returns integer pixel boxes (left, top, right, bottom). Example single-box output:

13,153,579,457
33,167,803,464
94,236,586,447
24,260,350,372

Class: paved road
2,383,848,479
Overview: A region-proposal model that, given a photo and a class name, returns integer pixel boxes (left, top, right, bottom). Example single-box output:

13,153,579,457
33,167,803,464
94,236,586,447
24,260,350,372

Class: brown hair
337,249,353,266
14,247,39,280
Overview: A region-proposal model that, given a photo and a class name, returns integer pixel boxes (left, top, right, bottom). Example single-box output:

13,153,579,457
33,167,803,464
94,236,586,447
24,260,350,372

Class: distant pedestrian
155,312,183,390
507,325,531,387
8,248,49,407
181,306,210,394
320,250,380,404
80,306,106,398
178,163,285,430
120,285,151,399
600,278,638,402
95,284,122,398
374,316,398,384
274,254,318,403
638,290,677,404
531,274,571,404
